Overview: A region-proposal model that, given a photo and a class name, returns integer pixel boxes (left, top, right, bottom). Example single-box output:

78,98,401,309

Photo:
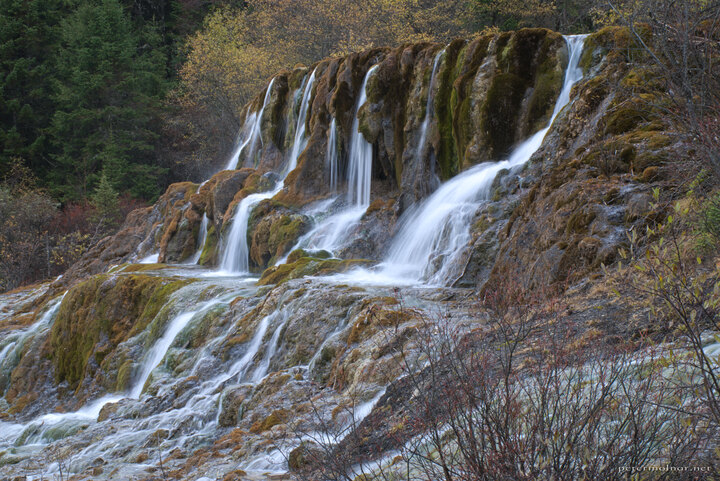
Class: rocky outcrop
51,28,577,285
248,200,311,269
471,27,678,292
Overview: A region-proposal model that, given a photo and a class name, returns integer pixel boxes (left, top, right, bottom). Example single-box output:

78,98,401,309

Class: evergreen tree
48,0,170,201
0,0,68,179
91,172,120,226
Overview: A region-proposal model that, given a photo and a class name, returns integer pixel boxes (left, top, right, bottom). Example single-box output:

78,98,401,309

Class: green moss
634,151,667,171
579,26,628,73
115,359,134,391
250,408,289,433
480,73,526,158
248,200,311,268
50,274,192,389
604,106,646,135
528,68,562,131
527,35,564,132
623,130,672,149
258,256,373,286
565,209,597,234
287,248,331,263
117,263,169,273
198,224,218,266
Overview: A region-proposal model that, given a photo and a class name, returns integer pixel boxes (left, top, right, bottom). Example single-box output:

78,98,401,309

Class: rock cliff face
0,28,687,479
56,28,575,278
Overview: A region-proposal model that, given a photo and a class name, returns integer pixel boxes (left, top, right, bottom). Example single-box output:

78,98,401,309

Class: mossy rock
565,208,597,235
116,263,170,273
639,166,660,182
50,274,192,389
604,106,646,135
115,359,135,391
286,248,331,263
634,151,667,171
288,441,322,471
250,408,289,433
479,72,527,158
248,200,312,269
258,256,374,286
198,224,219,266
579,26,638,73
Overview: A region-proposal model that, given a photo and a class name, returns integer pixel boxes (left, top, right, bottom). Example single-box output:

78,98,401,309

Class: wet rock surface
0,27,694,480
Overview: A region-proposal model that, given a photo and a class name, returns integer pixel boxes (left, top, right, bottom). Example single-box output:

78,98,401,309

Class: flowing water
225,78,276,171
0,36,590,479
347,65,378,207
218,70,318,274
188,213,209,264
287,69,317,173
335,35,587,286
417,50,444,159
326,118,339,192
280,66,379,256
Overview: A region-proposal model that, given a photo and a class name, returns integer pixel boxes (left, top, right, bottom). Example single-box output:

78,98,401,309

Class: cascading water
225,79,275,171
0,294,64,387
417,50,444,159
129,296,230,399
287,69,316,173
188,213,209,265
0,34,598,480
280,66,379,256
341,35,586,286
218,70,316,274
347,65,378,207
326,118,339,192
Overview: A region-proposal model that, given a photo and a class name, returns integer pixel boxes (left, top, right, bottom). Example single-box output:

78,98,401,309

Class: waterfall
129,296,227,398
275,66,379,257
188,213,209,265
417,50,444,159
326,118,339,192
0,35,597,479
219,71,315,274
344,35,586,286
225,78,276,171
250,310,289,382
347,65,378,207
0,294,64,383
223,109,255,171
287,69,316,174
218,185,282,274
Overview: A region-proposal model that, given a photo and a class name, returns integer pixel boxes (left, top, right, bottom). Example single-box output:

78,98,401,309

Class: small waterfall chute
188,213,209,265
334,35,587,286
286,68,316,174
219,70,316,274
326,118,339,192
347,65,378,207
280,66,379,256
225,78,276,171
417,49,444,160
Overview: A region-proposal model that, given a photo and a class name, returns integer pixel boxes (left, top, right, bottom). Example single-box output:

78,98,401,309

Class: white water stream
0,36,590,479
280,66,380,256
225,78,276,171
417,50,444,159
347,65,378,207
218,70,317,274
334,35,586,286
326,118,339,192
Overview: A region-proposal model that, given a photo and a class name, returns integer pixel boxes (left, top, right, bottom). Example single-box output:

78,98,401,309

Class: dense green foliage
0,0,224,202
0,0,640,202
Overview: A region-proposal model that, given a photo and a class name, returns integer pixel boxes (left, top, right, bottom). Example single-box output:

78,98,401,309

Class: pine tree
0,0,68,180
91,172,120,227
48,0,169,201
